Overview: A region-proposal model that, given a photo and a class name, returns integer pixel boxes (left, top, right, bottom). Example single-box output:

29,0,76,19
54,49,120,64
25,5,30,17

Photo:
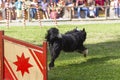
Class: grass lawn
0,23,120,80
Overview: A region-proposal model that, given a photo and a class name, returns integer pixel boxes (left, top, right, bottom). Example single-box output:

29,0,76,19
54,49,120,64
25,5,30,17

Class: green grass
0,23,120,80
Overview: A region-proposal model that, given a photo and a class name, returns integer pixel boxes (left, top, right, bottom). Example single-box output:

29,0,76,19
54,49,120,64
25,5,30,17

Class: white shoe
78,17,81,19
85,17,89,19
114,16,118,18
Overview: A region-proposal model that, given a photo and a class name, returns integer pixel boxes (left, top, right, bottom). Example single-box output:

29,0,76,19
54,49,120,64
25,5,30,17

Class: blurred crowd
0,0,120,21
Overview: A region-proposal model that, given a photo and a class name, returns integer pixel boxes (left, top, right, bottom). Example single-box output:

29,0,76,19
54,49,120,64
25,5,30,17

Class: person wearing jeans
76,0,89,18
30,8,37,18
30,0,37,20
77,7,89,18
95,0,105,17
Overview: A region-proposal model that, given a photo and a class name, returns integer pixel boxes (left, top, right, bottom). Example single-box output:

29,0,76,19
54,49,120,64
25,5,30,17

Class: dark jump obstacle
0,31,47,80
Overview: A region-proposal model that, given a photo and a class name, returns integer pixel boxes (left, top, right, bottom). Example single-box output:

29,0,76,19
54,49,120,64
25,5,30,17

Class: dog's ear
45,29,52,41
45,31,50,41
83,28,85,32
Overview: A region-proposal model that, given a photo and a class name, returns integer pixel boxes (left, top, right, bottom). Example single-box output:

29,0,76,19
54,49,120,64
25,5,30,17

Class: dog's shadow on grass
56,56,120,70
56,40,120,68
70,41,120,67
80,56,120,65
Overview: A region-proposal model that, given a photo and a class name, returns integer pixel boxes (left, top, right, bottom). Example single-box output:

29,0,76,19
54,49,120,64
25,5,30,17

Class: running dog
45,27,88,69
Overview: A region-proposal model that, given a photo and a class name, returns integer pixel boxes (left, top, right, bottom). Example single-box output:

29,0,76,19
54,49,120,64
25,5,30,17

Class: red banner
0,31,47,80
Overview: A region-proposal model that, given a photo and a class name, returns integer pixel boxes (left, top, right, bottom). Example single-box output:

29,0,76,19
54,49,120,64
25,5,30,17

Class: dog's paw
48,66,54,71
83,49,88,57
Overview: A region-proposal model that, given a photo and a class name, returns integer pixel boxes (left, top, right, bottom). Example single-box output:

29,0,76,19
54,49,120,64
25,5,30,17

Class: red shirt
95,0,105,6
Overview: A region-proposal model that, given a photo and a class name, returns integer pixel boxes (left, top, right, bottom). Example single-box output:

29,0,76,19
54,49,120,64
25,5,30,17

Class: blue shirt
15,1,22,10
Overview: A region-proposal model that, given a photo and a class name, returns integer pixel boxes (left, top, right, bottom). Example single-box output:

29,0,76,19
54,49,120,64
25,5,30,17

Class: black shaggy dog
45,27,88,69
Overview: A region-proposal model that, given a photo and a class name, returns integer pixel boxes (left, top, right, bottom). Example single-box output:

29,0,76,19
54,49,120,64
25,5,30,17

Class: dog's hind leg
49,43,61,70
82,48,88,57
78,44,88,57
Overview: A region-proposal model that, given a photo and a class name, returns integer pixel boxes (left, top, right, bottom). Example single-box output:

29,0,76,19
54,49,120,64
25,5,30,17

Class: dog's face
45,28,60,42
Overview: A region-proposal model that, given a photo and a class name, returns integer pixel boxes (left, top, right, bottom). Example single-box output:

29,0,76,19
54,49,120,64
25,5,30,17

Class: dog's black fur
45,27,88,69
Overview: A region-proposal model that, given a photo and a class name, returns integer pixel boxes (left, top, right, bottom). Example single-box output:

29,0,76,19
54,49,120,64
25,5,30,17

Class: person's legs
93,8,96,17
32,8,37,18
117,8,119,17
119,7,120,17
16,9,22,21
82,7,89,18
114,8,118,17
45,11,49,19
30,8,34,18
2,9,5,19
77,7,81,18
107,7,110,17
95,7,99,17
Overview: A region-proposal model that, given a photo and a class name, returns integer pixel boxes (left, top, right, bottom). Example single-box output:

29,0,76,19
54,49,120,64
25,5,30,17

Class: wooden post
43,41,47,80
51,8,57,26
53,10,57,27
23,2,26,27
6,3,9,28
0,31,4,80
28,8,30,22
105,6,107,19
53,3,57,27
9,9,12,23
36,4,42,27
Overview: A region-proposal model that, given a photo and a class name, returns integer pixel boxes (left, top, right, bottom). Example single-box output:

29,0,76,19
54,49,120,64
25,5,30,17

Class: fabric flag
4,39,45,80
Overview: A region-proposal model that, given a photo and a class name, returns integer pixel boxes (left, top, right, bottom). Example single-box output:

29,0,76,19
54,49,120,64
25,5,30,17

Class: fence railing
0,5,119,22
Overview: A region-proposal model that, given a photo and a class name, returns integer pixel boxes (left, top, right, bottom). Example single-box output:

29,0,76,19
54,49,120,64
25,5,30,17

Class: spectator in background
95,0,105,17
76,0,89,19
65,0,73,7
57,0,65,18
24,0,31,11
73,0,76,6
110,0,114,17
0,0,2,20
40,0,49,19
114,0,119,18
38,0,42,5
88,0,96,17
49,3,58,19
65,0,74,18
15,0,23,21
48,0,59,4
10,0,16,20
0,1,2,9
22,0,29,10
119,0,120,17
105,0,110,17
29,0,38,20
0,0,2,5
22,0,30,20
0,0,6,20
5,0,14,19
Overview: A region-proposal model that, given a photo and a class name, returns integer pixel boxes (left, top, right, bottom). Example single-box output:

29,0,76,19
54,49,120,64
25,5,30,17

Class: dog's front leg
49,44,54,69
49,43,61,70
